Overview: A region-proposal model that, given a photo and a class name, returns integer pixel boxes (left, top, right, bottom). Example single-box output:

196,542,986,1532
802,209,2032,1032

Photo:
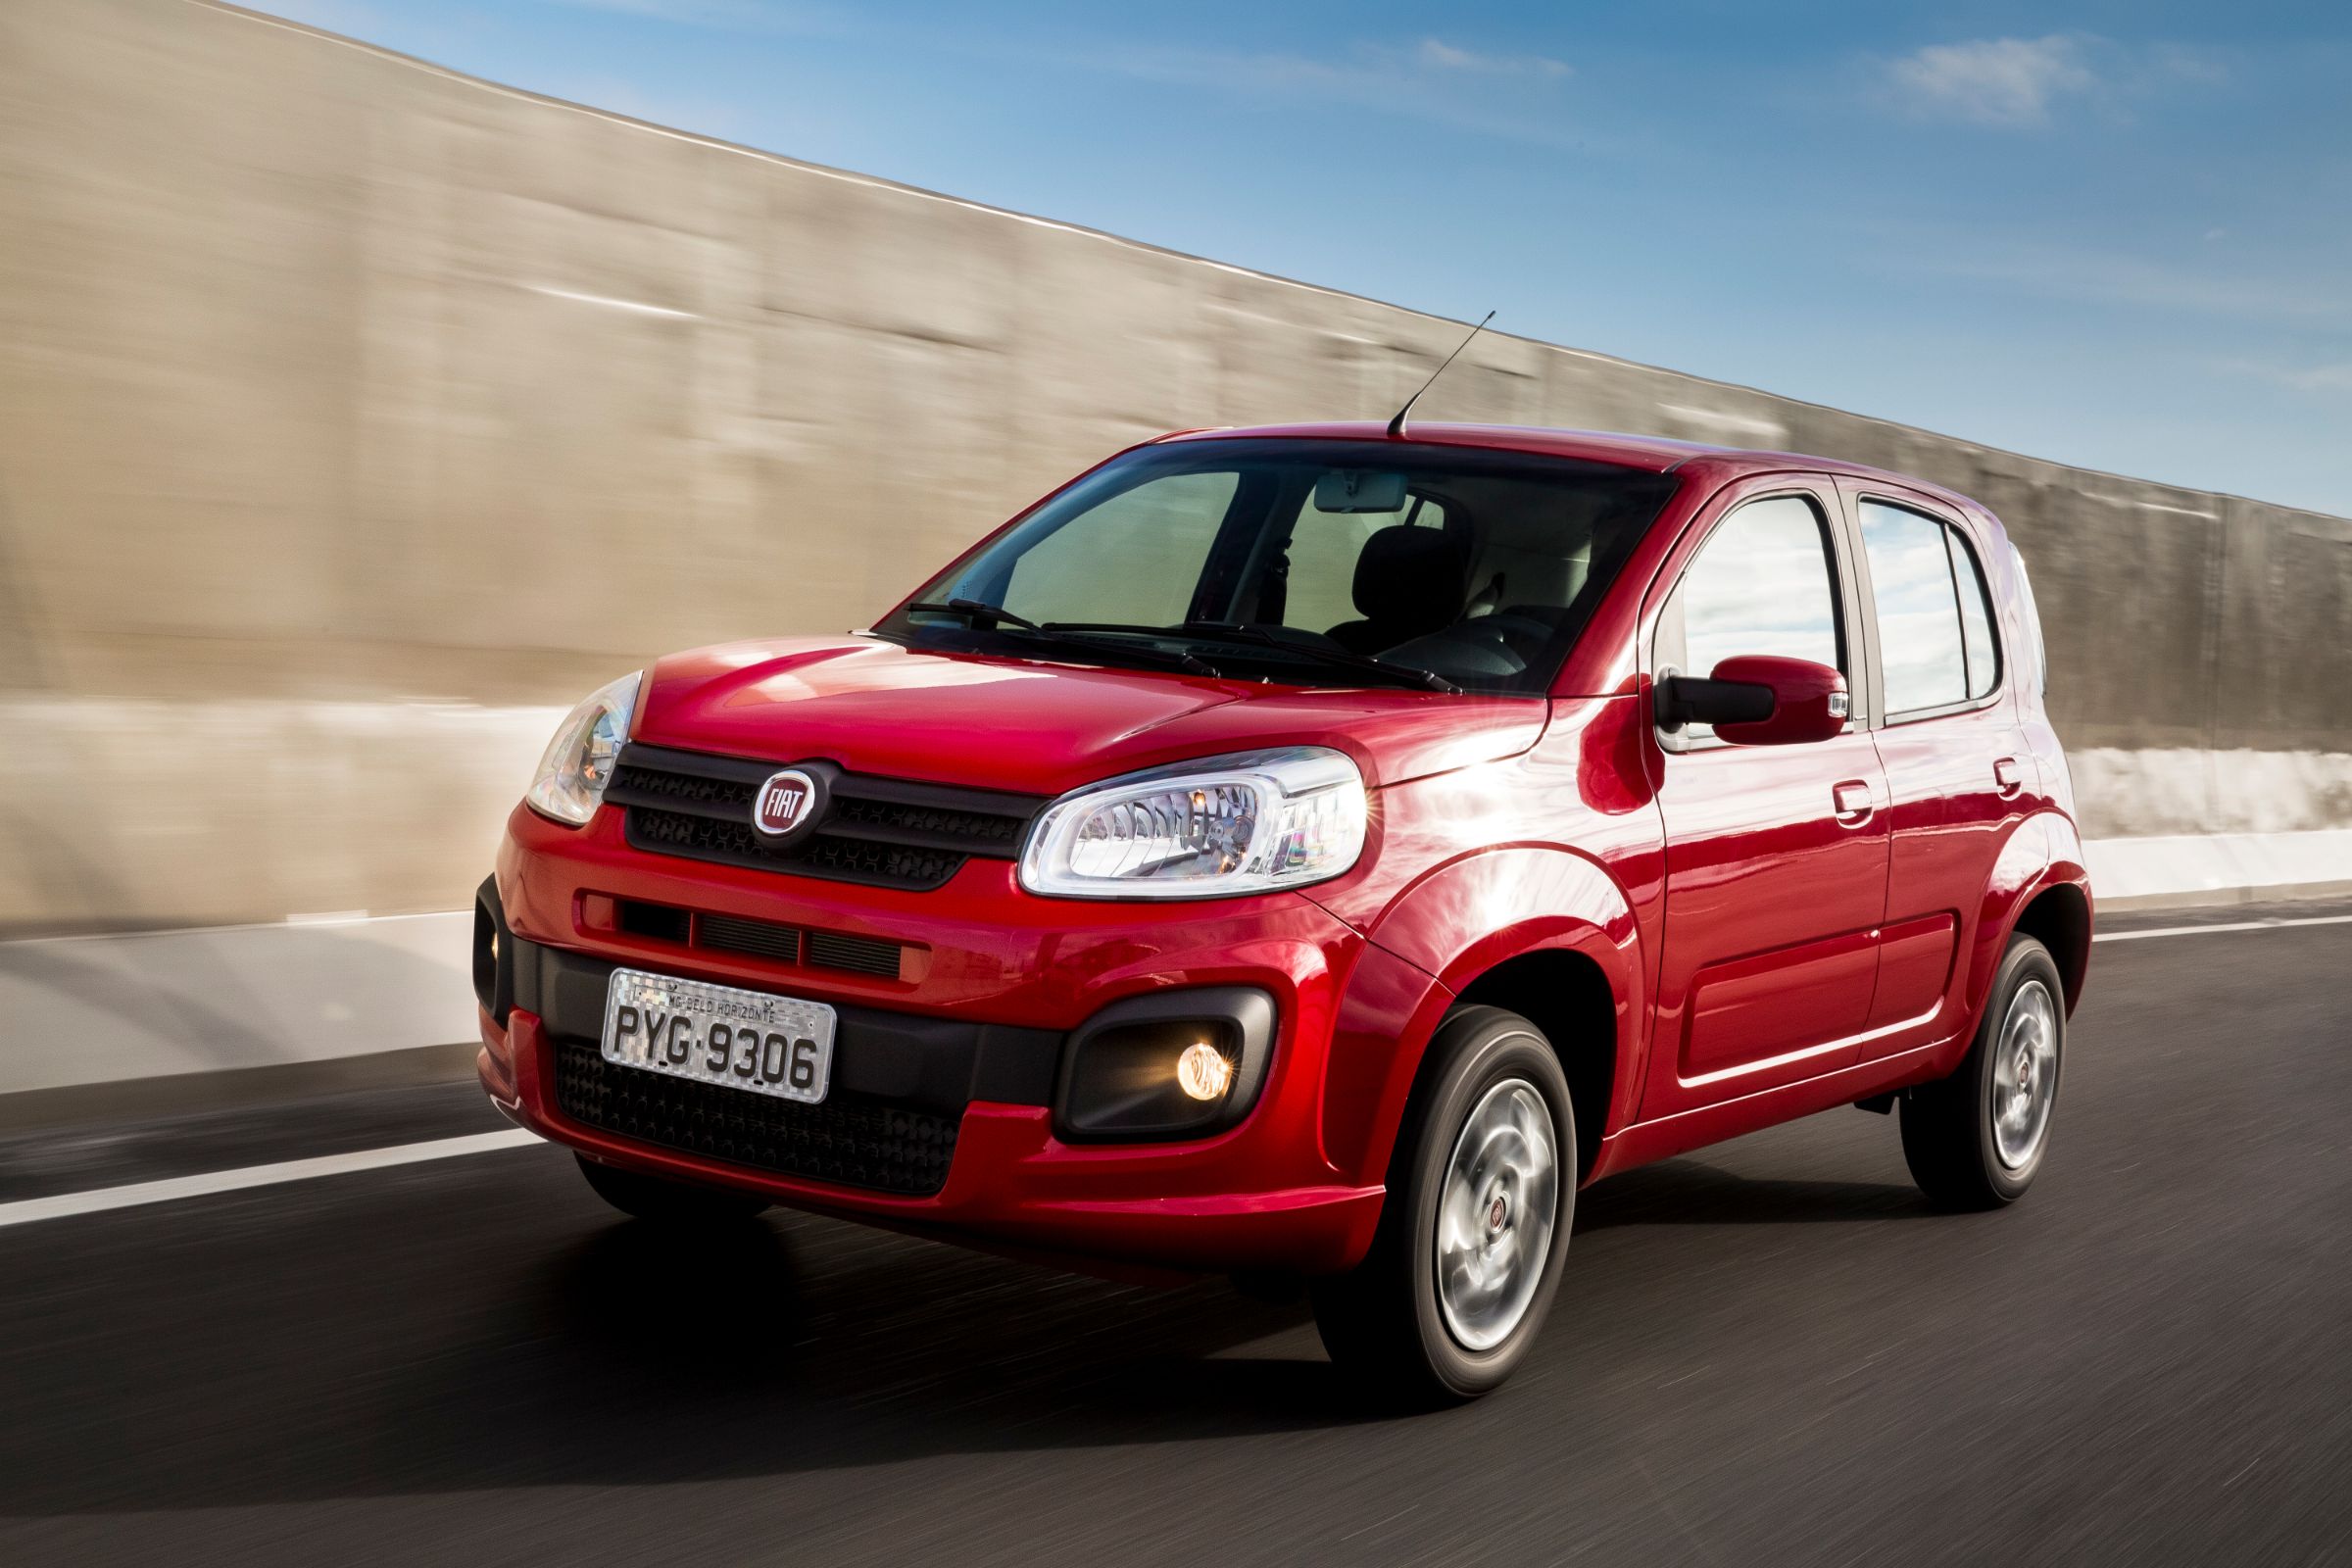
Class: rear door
1640,474,1890,1120
1837,480,2033,1060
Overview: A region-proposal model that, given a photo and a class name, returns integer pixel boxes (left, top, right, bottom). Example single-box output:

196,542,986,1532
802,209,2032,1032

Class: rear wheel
575,1153,770,1226
1311,1005,1574,1404
1900,934,2065,1208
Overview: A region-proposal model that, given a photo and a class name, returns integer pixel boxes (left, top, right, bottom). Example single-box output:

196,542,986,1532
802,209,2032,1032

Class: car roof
1155,421,1988,515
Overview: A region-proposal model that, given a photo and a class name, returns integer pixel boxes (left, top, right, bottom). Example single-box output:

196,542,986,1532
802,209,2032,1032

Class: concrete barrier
0,0,2346,1098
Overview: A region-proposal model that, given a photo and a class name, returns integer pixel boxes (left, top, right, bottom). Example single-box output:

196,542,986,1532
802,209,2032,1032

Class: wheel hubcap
1436,1079,1558,1351
1991,979,2059,1170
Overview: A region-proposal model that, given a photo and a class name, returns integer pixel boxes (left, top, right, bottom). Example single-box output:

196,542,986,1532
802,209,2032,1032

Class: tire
1311,1005,1574,1404
575,1153,771,1226
1900,934,2065,1209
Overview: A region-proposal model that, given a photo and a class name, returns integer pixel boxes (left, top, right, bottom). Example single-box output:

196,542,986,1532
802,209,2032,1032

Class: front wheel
1900,934,2065,1208
1311,1005,1574,1403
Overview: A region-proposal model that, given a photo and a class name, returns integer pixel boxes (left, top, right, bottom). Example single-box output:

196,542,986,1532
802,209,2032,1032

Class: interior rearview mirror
1313,469,1409,513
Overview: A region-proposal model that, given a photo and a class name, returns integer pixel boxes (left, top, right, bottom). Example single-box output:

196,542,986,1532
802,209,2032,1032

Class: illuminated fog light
1055,989,1273,1142
1175,1043,1233,1102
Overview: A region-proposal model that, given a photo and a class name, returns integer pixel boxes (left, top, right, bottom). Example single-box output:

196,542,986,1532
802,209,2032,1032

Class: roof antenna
1387,310,1494,438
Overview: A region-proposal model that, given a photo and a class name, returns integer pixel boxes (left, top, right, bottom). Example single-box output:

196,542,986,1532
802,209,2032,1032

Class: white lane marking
0,1130,543,1230
2095,914,2352,944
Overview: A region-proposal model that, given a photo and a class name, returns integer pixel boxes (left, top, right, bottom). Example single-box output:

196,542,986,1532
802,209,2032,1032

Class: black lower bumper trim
551,1039,957,1196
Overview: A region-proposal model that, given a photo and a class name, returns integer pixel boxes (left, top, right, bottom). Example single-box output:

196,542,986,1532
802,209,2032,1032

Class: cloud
2220,359,2352,394
535,0,849,34
533,5,1585,151
1881,232,2351,329
1068,37,1581,150
1874,34,2228,128
1885,34,2096,126
1414,39,1570,78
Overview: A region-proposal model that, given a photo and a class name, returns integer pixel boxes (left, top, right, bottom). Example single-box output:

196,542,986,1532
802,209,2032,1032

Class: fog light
1176,1042,1233,1101
1054,989,1276,1143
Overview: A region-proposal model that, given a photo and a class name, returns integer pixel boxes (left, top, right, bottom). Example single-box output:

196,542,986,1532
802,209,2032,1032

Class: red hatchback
475,423,2089,1399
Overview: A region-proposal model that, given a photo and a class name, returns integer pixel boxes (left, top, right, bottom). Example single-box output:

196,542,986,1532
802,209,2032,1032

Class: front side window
1651,494,1845,744
1658,494,1844,680
877,439,1678,695
1859,500,2000,714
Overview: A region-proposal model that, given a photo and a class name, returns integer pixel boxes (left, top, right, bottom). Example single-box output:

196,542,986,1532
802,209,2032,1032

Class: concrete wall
4,0,2351,942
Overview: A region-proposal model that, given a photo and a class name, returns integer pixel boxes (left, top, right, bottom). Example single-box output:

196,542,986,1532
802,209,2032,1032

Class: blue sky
254,1,2351,515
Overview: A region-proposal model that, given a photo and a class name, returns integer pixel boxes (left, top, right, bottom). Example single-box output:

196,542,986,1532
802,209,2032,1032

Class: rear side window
1858,501,2001,714
1659,494,1844,680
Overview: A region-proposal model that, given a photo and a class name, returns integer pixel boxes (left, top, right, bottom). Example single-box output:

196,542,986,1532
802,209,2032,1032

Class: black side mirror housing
1653,672,1775,734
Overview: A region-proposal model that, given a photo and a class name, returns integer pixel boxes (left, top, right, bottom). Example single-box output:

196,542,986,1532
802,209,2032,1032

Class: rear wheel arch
1963,811,2089,1020
2009,880,2090,1013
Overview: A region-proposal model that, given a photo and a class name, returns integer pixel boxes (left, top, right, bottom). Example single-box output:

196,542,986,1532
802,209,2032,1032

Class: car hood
631,636,1548,797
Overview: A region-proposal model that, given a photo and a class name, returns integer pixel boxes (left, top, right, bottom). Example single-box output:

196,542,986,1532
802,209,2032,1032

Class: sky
251,1,2352,516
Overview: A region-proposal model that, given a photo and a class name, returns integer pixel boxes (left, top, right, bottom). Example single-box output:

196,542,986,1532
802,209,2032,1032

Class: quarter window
1858,501,2001,714
1949,529,2000,700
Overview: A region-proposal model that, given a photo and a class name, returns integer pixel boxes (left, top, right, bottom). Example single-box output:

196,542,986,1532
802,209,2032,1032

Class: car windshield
873,438,1678,695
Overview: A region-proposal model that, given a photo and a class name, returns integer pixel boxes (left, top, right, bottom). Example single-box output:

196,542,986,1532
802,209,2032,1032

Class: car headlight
1018,747,1367,900
525,671,642,826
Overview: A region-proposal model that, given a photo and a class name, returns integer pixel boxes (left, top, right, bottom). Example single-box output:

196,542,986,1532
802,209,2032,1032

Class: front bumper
476,808,1389,1274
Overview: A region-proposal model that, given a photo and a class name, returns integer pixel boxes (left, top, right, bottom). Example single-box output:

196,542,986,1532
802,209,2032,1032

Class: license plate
601,967,836,1104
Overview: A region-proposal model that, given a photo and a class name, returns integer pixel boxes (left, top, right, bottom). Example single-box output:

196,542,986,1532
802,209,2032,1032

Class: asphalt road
3,906,2347,1566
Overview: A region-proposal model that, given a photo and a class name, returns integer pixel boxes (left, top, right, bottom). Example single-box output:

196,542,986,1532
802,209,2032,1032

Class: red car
475,422,2089,1400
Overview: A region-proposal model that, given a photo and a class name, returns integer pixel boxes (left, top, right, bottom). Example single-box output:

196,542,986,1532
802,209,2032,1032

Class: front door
1642,478,1890,1120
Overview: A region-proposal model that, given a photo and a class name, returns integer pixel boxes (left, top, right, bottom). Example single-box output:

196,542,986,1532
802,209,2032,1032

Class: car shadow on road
0,1147,1938,1517
1575,1156,1931,1232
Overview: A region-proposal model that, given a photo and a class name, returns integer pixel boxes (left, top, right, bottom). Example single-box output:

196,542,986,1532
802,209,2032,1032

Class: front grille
829,794,1028,852
607,744,1044,891
607,764,755,811
553,1039,957,1196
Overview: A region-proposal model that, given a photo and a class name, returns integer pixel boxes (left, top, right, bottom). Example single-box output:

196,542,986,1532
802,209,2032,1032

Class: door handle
1992,757,2024,798
1833,779,1875,826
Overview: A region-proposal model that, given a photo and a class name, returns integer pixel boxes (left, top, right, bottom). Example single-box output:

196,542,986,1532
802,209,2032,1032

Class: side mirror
1654,656,1849,746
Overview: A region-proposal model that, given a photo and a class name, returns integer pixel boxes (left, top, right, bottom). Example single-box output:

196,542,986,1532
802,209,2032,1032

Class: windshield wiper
900,601,1221,677
1054,620,1462,694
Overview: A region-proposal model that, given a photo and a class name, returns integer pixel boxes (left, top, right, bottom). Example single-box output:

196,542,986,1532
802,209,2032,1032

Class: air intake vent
807,929,904,977
609,900,911,980
696,911,802,963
